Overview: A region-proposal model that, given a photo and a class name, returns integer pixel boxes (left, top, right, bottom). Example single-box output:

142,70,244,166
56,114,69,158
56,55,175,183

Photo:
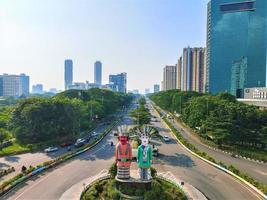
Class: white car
75,138,86,147
163,136,170,142
91,132,99,137
44,147,59,153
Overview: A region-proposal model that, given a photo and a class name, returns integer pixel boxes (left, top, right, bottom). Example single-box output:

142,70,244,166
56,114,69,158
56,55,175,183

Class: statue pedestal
116,170,152,191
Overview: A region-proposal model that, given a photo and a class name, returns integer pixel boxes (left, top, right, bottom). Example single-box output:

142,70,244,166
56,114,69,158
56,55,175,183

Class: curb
159,114,267,200
165,107,267,164
0,119,121,198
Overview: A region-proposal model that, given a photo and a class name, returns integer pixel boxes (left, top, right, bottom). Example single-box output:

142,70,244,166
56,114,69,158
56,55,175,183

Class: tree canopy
8,89,134,144
150,90,267,149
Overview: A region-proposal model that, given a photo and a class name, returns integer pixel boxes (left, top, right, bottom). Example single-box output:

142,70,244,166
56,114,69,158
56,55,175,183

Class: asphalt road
148,104,262,200
0,115,121,184
1,107,134,200
152,101,267,185
2,103,263,200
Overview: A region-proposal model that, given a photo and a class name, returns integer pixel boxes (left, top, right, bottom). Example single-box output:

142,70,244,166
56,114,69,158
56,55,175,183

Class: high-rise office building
0,74,29,97
162,65,177,91
20,74,30,96
94,61,102,86
32,84,43,94
206,0,267,95
64,59,73,90
153,84,160,93
176,57,182,90
109,73,127,93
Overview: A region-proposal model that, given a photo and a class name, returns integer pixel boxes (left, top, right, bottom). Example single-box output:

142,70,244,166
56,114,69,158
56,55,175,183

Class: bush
109,163,117,178
108,189,120,200
144,191,158,200
150,167,157,178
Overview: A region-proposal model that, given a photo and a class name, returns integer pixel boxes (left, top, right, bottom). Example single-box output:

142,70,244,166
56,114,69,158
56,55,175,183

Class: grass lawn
0,141,30,157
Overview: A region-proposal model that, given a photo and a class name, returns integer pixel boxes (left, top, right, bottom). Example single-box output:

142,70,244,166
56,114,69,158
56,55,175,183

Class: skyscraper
94,61,102,86
109,73,127,93
64,59,73,90
206,0,267,95
20,74,30,96
176,57,182,90
153,84,160,93
162,65,177,91
180,47,206,92
182,47,192,91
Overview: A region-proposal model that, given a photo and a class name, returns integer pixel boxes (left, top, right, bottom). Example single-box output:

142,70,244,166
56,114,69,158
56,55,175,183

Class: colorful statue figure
137,128,152,180
115,126,132,179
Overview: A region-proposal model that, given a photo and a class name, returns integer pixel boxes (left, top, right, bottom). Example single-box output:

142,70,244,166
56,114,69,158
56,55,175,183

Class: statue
137,129,152,180
115,126,132,179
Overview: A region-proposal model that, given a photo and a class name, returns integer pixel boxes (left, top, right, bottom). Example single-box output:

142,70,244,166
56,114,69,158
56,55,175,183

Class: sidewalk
59,169,110,200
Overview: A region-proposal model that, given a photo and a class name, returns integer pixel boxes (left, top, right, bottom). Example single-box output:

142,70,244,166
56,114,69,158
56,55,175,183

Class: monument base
115,170,152,191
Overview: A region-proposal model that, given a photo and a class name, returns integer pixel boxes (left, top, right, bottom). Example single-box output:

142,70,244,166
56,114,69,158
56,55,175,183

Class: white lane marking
13,170,56,200
11,143,111,200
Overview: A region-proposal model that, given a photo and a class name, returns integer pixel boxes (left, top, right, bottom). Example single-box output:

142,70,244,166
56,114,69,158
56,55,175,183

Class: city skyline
0,0,208,92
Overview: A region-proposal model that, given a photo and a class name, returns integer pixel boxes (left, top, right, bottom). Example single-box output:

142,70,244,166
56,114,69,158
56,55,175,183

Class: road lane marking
13,169,56,200
9,142,112,200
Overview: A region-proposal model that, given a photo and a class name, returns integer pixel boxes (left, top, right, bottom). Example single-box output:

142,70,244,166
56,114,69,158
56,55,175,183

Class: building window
220,1,255,13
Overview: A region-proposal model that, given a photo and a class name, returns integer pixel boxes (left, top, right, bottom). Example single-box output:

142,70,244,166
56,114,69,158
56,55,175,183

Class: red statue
115,126,132,179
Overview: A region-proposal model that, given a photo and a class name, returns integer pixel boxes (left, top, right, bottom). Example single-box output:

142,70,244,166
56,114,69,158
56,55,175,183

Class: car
163,136,170,142
44,147,59,153
75,138,86,147
60,142,72,147
91,132,99,137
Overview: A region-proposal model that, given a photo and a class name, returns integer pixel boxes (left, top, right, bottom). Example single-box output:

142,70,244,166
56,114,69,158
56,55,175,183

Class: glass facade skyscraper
94,61,102,86
64,59,73,90
207,0,267,95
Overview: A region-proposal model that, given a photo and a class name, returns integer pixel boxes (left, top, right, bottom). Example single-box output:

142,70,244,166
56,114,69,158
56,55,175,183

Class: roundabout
61,125,207,200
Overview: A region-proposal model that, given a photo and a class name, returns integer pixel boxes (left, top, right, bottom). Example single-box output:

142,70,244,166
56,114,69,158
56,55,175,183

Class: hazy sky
0,0,209,93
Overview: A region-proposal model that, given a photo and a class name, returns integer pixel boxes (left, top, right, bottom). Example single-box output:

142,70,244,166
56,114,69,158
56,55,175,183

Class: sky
0,0,209,93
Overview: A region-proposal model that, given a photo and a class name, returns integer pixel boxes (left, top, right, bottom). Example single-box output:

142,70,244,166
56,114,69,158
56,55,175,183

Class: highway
2,102,263,200
153,102,267,185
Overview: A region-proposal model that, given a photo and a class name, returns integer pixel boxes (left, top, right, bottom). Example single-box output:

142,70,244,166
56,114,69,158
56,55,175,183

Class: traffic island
81,175,188,200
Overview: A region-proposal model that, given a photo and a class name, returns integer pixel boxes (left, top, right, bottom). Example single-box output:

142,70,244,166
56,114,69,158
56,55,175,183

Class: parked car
60,142,72,147
75,138,86,147
44,147,59,153
163,136,170,142
91,132,99,138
